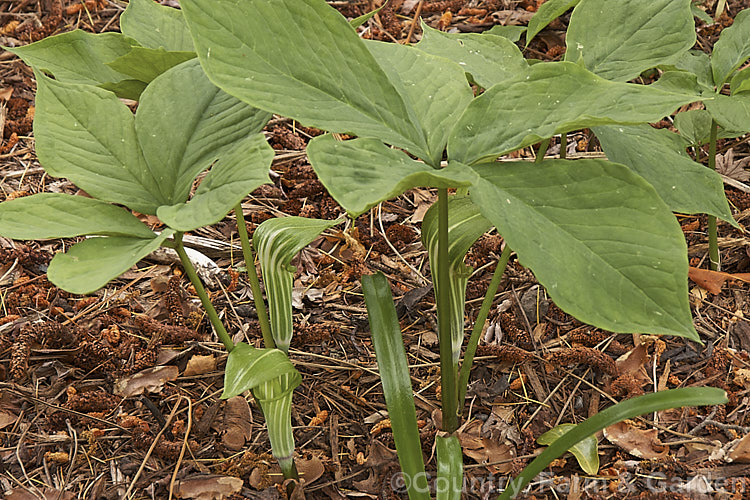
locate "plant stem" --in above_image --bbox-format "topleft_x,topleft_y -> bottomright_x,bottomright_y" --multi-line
536,138 -> 550,161
559,134 -> 567,159
457,244 -> 512,411
173,233 -> 235,352
437,187 -> 458,433
233,204 -> 275,349
707,120 -> 720,271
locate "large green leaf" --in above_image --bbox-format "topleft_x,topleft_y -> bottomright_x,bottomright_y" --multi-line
422,196 -> 492,364
705,93 -> 750,131
448,62 -> 697,165
565,0 -> 695,82
307,135 -> 477,217
674,109 -> 713,145
157,134 -> 273,231
135,59 -> 271,205
436,435 -> 463,500
106,47 -> 196,84
469,159 -> 697,339
33,72 -> 160,214
120,0 -> 194,51
711,9 -> 750,87
182,0 -> 429,159
0,193 -> 155,240
498,388 -> 727,499
253,217 -> 341,353
47,230 -> 174,294
414,23 -> 527,89
364,40 -> 473,165
222,343 -> 301,399
594,124 -> 737,225
526,0 -> 580,44
7,30 -> 135,88
361,272 -> 429,500
537,424 -> 599,475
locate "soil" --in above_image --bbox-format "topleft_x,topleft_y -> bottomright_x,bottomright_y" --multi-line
1,1 -> 750,499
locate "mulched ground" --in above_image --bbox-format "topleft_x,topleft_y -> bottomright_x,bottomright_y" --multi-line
1,1 -> 750,499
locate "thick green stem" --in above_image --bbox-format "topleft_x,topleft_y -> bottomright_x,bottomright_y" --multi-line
536,138 -> 550,161
437,188 -> 458,433
559,134 -> 567,160
457,244 -> 512,412
233,204 -> 275,349
707,121 -> 720,271
173,233 -> 234,352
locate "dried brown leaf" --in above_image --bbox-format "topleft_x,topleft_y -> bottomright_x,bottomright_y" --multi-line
728,433 -> 750,463
221,396 -> 253,452
457,419 -> 515,474
689,267 -> 750,294
114,365 -> 179,397
174,475 -> 244,500
184,354 -> 216,376
5,489 -> 74,500
716,149 -> 750,182
603,420 -> 668,459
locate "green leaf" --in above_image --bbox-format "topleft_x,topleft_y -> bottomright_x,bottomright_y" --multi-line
106,47 -> 196,84
361,272 -> 429,500
0,193 -> 155,240
120,0 -> 194,51
498,388 -> 727,499
135,59 -> 271,205
7,30 -> 137,95
651,70 -> 710,96
222,343 -> 301,399
565,0 -> 695,82
183,0 -> 429,159
253,217 -> 341,353
33,71 -> 160,214
365,40 -> 473,164
415,23 -> 527,89
537,424 -> 599,475
674,109 -> 713,145
594,124 -> 737,226
436,435 -> 463,500
731,68 -> 750,95
448,62 -> 697,165
673,109 -> 745,145
307,135 -> 477,217
484,25 -> 527,42
47,230 -> 174,294
705,93 -> 750,131
526,0 -> 580,44
469,158 -> 697,339
691,2 -> 714,24
422,196 -> 493,364
157,134 -> 273,231
665,50 -> 714,89
349,2 -> 386,28
711,9 -> 750,86
98,80 -> 147,101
